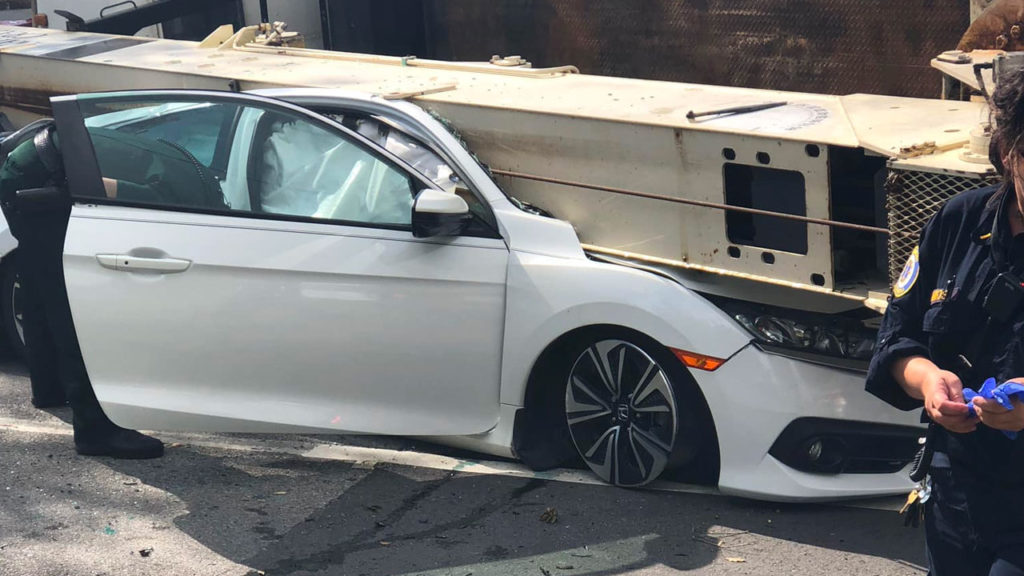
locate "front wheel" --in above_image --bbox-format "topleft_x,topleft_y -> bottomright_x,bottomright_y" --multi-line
565,338 -> 689,487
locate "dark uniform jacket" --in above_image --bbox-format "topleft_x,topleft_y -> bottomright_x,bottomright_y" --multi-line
867,184 -> 1024,544
0,126 -> 61,209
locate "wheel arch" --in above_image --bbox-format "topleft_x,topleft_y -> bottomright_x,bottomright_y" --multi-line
502,252 -> 744,481
512,322 -> 721,484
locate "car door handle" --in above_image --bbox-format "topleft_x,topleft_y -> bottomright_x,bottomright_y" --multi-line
96,254 -> 192,273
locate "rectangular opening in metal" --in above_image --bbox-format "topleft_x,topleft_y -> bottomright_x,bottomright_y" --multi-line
828,146 -> 887,288
724,163 -> 808,255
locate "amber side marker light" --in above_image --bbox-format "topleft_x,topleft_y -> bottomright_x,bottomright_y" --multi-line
671,348 -> 726,372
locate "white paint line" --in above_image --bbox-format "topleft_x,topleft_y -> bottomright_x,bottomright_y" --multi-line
0,416 -> 903,511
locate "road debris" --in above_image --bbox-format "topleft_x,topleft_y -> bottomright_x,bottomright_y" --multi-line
693,527 -> 754,549
540,507 -> 558,524
139,548 -> 153,558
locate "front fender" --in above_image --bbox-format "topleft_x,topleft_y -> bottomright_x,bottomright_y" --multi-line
500,250 -> 750,406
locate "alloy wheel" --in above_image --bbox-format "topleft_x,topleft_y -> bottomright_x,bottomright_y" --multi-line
565,339 -> 678,486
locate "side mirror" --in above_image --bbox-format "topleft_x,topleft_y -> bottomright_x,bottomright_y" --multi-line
412,189 -> 472,238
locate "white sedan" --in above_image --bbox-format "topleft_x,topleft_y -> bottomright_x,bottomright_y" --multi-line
18,88 -> 922,500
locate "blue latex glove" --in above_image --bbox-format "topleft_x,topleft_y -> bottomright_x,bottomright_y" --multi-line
963,378 -> 1024,439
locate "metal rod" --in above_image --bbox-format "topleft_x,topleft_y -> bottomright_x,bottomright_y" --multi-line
490,168 -> 891,236
686,101 -> 788,120
259,0 -> 269,23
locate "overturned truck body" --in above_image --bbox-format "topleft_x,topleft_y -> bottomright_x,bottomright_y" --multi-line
0,24 -> 997,318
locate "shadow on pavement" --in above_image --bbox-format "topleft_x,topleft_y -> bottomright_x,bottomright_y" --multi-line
0,355 -> 925,575
89,444 -> 925,575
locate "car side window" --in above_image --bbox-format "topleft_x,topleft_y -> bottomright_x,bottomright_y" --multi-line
322,112 -> 489,221
106,103 -> 234,173
252,113 -> 415,225
78,98 -> 420,228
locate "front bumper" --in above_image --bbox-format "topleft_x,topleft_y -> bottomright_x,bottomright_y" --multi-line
691,343 -> 923,502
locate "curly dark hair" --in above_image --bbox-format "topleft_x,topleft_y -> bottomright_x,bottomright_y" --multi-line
991,64 -> 1024,174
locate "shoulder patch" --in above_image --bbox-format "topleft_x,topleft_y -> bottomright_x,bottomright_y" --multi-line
893,247 -> 920,299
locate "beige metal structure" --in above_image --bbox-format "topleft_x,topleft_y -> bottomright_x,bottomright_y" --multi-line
0,24 -> 1000,313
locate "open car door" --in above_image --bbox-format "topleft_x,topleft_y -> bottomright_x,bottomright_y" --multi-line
50,90 -> 509,435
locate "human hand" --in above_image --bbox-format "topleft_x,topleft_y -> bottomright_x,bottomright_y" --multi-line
922,369 -> 977,434
972,378 -> 1024,433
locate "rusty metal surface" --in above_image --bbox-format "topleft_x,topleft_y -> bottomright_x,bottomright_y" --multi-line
424,0 -> 967,98
0,86 -> 65,115
959,0 -> 1024,50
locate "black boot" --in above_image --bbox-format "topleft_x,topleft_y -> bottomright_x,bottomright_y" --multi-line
74,426 -> 164,459
72,405 -> 164,459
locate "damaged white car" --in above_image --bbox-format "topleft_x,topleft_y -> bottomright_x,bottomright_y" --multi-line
10,88 -> 923,500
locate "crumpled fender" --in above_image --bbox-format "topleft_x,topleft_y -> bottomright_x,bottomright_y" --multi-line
499,248 -> 750,406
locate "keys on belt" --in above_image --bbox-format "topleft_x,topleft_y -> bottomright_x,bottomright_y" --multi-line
900,478 -> 932,528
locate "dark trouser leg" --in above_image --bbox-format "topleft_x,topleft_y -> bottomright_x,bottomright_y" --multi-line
17,251 -> 64,405
0,208 -> 63,405
925,468 -> 991,576
17,210 -> 113,432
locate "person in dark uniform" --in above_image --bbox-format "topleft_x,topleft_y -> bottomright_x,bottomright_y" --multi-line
866,68 -> 1024,575
0,121 -> 163,459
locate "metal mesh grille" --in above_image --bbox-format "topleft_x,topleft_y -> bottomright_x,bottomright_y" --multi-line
887,169 -> 1001,284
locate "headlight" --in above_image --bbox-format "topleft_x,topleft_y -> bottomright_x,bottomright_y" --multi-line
709,295 -> 878,369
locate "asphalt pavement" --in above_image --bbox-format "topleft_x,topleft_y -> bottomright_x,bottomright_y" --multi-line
0,359 -> 927,576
